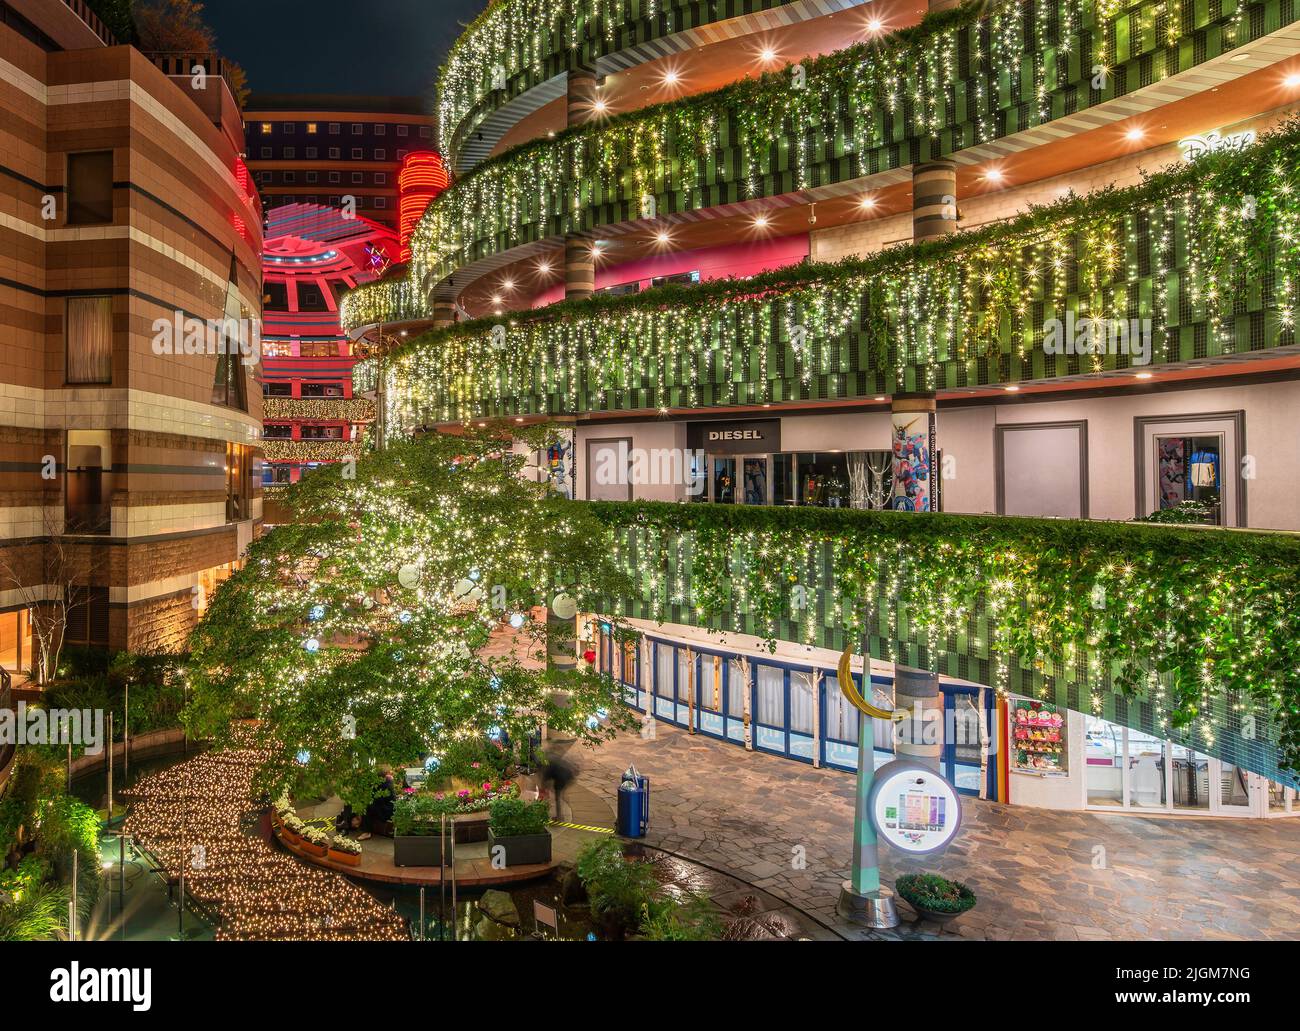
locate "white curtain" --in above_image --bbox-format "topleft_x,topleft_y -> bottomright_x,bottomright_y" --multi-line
66,296 -> 113,384
825,680 -> 859,741
727,660 -> 747,716
676,650 -> 694,701
655,643 -> 674,697
789,671 -> 814,734
756,665 -> 784,726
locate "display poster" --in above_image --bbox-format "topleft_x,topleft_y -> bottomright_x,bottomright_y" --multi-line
868,759 -> 962,855
1010,698 -> 1068,775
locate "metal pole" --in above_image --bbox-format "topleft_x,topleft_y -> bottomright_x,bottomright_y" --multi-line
438,812 -> 446,942
123,682 -> 129,786
69,848 -> 78,941
119,833 -> 127,935
106,714 -> 113,828
419,885 -> 425,942
450,832 -> 457,942
850,711 -> 881,895
178,842 -> 185,938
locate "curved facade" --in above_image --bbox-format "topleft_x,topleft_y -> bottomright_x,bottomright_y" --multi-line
341,0 -> 1300,814
0,4 -> 263,663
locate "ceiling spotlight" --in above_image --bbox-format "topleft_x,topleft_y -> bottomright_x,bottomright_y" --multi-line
592,98 -> 608,114
501,278 -> 515,291
759,47 -> 776,63
662,69 -> 680,86
1004,384 -> 1020,392
1125,126 -> 1145,142
984,167 -> 1005,184
1285,72 -> 1300,88
866,17 -> 884,33
491,294 -> 502,304
655,229 -> 672,245
753,214 -> 770,229
1134,371 -> 1153,379
536,259 -> 552,275
859,194 -> 878,210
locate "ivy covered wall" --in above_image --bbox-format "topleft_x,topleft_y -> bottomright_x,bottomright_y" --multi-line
365,121 -> 1299,426
586,501 -> 1300,788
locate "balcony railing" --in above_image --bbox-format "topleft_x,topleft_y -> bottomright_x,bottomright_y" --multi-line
362,122 -> 1300,425
586,500 -> 1300,789
261,396 -> 376,423
261,434 -> 368,463
64,0 -> 118,45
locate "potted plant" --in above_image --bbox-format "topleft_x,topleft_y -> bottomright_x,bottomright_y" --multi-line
895,873 -> 977,925
328,835 -> 363,867
392,795 -> 453,867
487,798 -> 551,867
279,813 -> 305,848
299,825 -> 330,858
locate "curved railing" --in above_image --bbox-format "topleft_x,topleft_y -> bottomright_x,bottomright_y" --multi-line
344,0 -> 1274,332
437,0 -> 852,169
361,123 -> 1300,424
262,397 -> 377,422
586,500 -> 1300,788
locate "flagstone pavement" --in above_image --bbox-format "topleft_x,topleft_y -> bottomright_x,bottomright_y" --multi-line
552,723 -> 1300,941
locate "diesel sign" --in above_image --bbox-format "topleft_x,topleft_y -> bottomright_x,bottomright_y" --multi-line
688,420 -> 779,455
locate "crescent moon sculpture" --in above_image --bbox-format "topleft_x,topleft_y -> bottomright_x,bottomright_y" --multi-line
837,645 -> 904,721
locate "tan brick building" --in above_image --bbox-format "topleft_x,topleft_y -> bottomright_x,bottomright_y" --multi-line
0,2 -> 263,675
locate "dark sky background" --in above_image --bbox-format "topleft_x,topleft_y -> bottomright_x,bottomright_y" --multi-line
202,0 -> 487,106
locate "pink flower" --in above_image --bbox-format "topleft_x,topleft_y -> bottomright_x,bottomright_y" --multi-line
470,762 -> 481,769
457,789 -> 470,798
482,781 -> 492,791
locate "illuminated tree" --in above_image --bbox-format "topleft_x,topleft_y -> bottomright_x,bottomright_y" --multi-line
185,426 -> 637,810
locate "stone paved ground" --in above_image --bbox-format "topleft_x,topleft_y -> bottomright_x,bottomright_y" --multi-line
553,723 -> 1300,941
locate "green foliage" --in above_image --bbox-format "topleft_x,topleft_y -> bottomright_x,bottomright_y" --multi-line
42,651 -> 187,757
82,0 -> 135,42
895,873 -> 977,915
392,794 -> 455,837
574,838 -> 658,938
362,119 -> 1300,420
639,892 -> 724,941
1136,500 -> 1219,525
433,735 -> 512,783
488,797 -> 549,838
185,427 -> 638,814
0,881 -> 70,942
587,500 -> 1300,777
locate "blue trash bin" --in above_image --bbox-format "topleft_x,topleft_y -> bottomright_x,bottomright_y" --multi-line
616,769 -> 650,838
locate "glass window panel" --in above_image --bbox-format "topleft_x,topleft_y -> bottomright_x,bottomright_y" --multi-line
712,457 -> 736,503
1085,716 -> 1124,807
1171,745 -> 1210,810
676,651 -> 693,701
789,672 -> 813,734
756,665 -> 783,726
726,663 -> 746,717
742,457 -> 767,505
1128,730 -> 1167,809
654,644 -> 674,698
1219,762 -> 1251,808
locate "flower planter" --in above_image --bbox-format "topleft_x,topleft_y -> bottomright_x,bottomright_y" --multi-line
328,847 -> 362,867
279,826 -> 302,848
393,833 -> 452,867
299,839 -> 328,858
454,811 -> 489,843
906,903 -> 967,925
487,828 -> 551,867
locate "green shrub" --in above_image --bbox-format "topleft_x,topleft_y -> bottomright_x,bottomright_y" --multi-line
488,797 -> 548,837
0,881 -> 70,941
575,838 -> 658,939
895,873 -> 977,915
640,893 -> 723,941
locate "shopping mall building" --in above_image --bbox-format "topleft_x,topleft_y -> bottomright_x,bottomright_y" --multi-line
0,1 -> 263,669
341,0 -> 1300,819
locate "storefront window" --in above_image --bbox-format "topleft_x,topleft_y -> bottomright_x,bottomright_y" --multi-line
773,454 -> 794,505
1128,729 -> 1167,809
741,457 -> 767,504
712,457 -> 736,503
1171,744 -> 1211,810
755,665 -> 783,726
796,453 -> 850,507
1157,434 -> 1223,524
1085,717 -> 1123,806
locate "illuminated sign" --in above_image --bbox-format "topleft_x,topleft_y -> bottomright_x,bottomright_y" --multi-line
1177,129 -> 1257,161
868,759 -> 963,855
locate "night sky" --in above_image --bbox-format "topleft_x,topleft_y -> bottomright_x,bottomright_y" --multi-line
202,0 -> 488,105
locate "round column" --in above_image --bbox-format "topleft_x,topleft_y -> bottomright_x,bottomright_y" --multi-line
912,160 -> 958,244
564,236 -> 595,301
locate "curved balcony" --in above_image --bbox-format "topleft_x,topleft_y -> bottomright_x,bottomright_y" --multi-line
343,0 -> 1296,332
438,0 -> 870,171
360,124 -> 1300,426
261,435 -> 368,463
261,396 -> 377,423
587,499 -> 1300,788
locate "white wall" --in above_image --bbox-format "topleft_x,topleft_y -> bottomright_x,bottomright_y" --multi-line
576,421 -> 689,502
1006,696 -> 1088,811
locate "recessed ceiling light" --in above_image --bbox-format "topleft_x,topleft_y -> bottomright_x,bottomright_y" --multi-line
1004,384 -> 1020,392
1134,371 -> 1153,379
1286,72 -> 1300,88
859,194 -> 878,210
985,168 -> 1005,183
760,48 -> 776,62
866,17 -> 884,32
592,98 -> 608,114
501,279 -> 515,291
1229,52 -> 1250,61
491,294 -> 502,304
753,214 -> 770,229
1125,126 -> 1145,142
662,69 -> 680,86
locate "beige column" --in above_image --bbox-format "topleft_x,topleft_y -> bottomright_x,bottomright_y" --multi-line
432,299 -> 455,329
565,65 -> 599,301
567,65 -> 598,128
912,159 -> 958,244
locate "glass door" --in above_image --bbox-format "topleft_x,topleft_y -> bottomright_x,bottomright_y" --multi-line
710,457 -> 736,503
1216,760 -> 1254,815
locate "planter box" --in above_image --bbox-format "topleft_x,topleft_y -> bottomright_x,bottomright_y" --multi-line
454,811 -> 489,844
487,828 -> 552,867
299,839 -> 328,858
393,833 -> 452,867
328,847 -> 362,867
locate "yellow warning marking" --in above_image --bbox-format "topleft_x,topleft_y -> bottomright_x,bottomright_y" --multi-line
549,820 -> 615,834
